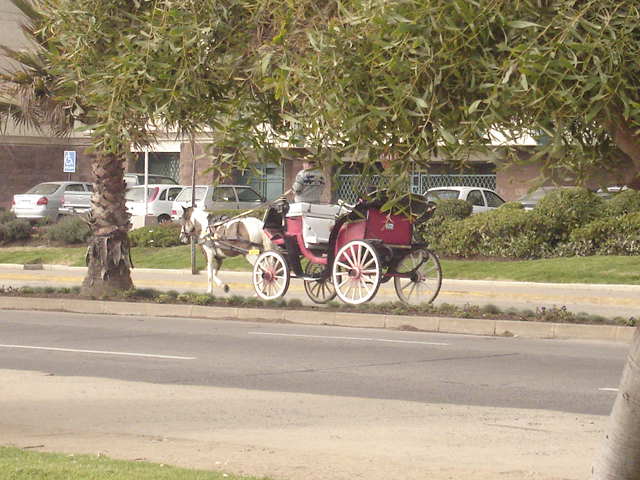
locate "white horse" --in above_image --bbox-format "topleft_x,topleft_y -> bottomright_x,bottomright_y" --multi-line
179,206 -> 270,294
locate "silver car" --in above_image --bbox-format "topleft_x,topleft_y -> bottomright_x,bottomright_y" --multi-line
170,184 -> 265,220
11,181 -> 92,221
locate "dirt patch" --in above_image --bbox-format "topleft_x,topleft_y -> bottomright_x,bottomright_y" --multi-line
0,369 -> 605,480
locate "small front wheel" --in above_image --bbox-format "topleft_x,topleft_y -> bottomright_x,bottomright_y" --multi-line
303,261 -> 336,304
393,248 -> 442,305
253,250 -> 290,300
332,240 -> 381,305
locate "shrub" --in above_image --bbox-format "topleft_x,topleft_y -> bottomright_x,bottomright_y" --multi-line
0,210 -> 17,224
558,211 -> 640,256
605,189 -> 640,217
2,219 -> 32,243
45,216 -> 90,244
534,187 -> 605,242
499,201 -> 524,210
426,207 -> 555,259
431,199 -> 472,221
129,222 -> 182,247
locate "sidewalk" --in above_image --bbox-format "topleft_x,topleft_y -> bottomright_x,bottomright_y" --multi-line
0,263 -> 636,343
0,263 -> 638,317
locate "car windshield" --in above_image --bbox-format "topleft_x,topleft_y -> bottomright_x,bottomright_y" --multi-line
236,188 -> 262,202
175,187 -> 207,203
125,187 -> 156,202
25,183 -> 61,195
426,190 -> 460,202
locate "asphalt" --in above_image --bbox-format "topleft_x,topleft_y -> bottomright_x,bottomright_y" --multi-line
0,263 -> 637,343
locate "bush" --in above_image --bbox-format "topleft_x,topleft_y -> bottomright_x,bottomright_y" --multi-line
426,207 -> 555,259
129,222 -> 182,247
558,211 -> 640,256
534,187 -> 605,242
605,189 -> 640,217
45,216 -> 90,244
431,199 -> 472,221
0,210 -> 17,224
499,201 -> 524,210
1,219 -> 32,243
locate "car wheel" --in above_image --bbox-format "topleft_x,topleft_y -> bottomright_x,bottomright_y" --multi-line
158,214 -> 171,224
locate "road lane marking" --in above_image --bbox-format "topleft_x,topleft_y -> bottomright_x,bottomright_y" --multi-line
248,332 -> 449,346
0,344 -> 195,360
598,387 -> 619,392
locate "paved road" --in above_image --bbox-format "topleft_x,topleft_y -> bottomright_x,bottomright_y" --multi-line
0,309 -> 627,415
0,264 -> 638,317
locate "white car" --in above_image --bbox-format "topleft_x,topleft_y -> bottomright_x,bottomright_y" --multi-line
425,186 -> 505,214
125,184 -> 185,224
11,181 -> 93,221
170,184 -> 266,220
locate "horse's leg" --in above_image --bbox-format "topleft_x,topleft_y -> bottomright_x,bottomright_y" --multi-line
202,244 -> 215,295
212,256 -> 230,293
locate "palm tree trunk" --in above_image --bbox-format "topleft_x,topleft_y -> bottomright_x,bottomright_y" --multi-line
81,151 -> 133,296
592,326 -> 640,479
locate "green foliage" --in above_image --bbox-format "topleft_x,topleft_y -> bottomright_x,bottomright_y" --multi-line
432,199 -> 472,221
534,188 -> 605,242
428,208 -> 554,259
0,210 -> 17,224
605,190 -> 640,217
560,212 -> 640,256
500,202 -> 525,210
45,216 -> 90,244
0,219 -> 32,243
129,223 -> 182,248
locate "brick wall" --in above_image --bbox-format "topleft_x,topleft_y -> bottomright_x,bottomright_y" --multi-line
0,140 -> 93,210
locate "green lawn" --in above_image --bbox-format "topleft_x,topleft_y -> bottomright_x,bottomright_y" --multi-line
0,447 -> 265,480
0,245 -> 639,284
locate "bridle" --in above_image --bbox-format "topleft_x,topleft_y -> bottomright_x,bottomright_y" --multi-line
179,208 -> 200,243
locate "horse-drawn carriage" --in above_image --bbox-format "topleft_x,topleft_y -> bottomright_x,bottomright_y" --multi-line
253,194 -> 443,305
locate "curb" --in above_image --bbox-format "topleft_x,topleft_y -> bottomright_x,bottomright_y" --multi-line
0,296 -> 634,343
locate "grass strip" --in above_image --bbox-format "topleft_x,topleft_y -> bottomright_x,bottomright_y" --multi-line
0,247 -> 639,284
0,446 -> 267,480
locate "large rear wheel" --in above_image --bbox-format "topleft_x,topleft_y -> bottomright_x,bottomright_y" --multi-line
303,261 -> 336,304
332,240 -> 381,305
252,251 -> 290,300
393,248 -> 442,305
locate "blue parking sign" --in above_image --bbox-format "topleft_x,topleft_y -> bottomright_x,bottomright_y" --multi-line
63,150 -> 76,173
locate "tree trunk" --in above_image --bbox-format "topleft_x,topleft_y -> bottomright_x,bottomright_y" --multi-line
592,326 -> 640,479
81,152 -> 133,296
608,115 -> 640,190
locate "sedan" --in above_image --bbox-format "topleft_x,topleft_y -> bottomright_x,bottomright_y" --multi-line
125,184 -> 185,224
425,186 -> 505,214
11,181 -> 93,221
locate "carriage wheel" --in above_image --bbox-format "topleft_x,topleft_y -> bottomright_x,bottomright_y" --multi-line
332,240 -> 381,305
303,261 -> 336,304
393,248 -> 442,305
253,251 -> 290,300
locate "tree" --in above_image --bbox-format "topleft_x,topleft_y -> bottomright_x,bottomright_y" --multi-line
2,0 -> 281,296
260,0 -> 640,187
257,1 -> 640,477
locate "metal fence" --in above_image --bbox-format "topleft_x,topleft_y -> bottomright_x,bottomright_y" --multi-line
335,173 -> 496,203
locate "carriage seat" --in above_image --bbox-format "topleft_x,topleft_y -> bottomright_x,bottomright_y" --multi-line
286,202 -> 345,245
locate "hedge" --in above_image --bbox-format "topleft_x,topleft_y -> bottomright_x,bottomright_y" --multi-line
45,216 -> 90,244
558,211 -> 640,256
129,222 -> 182,247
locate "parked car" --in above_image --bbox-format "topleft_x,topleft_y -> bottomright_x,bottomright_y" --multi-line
124,173 -> 178,186
425,186 -> 505,214
59,185 -> 94,216
125,184 -> 185,224
170,184 -> 266,220
11,181 -> 93,221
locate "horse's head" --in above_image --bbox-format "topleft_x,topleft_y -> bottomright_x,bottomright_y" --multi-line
179,206 -> 200,243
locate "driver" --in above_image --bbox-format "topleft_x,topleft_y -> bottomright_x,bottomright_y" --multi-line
292,156 -> 326,203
